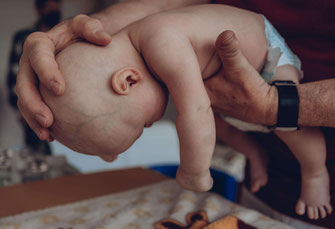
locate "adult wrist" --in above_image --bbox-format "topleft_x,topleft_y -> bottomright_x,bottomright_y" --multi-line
265,85 -> 278,126
268,81 -> 300,130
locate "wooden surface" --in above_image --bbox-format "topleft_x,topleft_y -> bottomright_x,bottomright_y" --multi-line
0,167 -> 167,218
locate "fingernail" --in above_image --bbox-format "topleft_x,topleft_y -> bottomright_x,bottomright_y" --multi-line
95,31 -> 111,40
35,114 -> 48,126
48,133 -> 55,142
95,30 -> 105,36
49,80 -> 62,95
35,128 -> 42,139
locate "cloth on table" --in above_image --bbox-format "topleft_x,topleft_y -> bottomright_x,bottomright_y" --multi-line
0,179 -> 292,229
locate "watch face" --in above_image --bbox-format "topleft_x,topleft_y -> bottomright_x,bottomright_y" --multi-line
272,80 -> 299,129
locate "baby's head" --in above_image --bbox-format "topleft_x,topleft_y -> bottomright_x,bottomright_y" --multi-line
41,37 -> 167,161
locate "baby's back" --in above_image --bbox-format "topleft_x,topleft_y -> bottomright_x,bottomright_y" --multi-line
131,4 -> 268,79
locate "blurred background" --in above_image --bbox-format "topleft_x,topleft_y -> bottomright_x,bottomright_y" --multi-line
0,0 -> 181,175
0,0 -> 102,148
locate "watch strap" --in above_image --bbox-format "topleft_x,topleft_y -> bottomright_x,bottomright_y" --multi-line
269,80 -> 300,131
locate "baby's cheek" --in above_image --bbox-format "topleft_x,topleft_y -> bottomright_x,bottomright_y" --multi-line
99,154 -> 118,162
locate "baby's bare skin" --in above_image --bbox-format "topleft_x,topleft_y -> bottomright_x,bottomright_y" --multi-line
125,4 -> 268,192
41,4 -> 331,219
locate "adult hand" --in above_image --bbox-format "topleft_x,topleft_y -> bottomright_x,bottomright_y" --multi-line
16,15 -> 112,141
205,31 -> 278,126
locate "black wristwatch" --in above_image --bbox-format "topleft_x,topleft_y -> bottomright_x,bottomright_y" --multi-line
268,80 -> 300,131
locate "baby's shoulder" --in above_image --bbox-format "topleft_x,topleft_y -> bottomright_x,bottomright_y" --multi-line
128,11 -> 191,52
139,11 -> 189,35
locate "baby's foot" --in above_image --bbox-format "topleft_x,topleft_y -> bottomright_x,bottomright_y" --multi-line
176,167 -> 213,192
249,153 -> 268,193
295,167 -> 332,219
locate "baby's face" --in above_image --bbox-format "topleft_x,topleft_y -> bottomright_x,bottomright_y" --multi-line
41,38 -> 167,161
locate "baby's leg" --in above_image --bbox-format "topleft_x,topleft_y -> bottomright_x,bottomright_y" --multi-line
274,127 -> 332,219
215,114 -> 268,193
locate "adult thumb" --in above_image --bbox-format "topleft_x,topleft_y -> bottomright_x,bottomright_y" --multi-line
215,30 -> 248,72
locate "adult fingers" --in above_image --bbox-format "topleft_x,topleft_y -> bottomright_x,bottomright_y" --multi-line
17,100 -> 52,141
215,30 -> 249,74
23,32 -> 65,95
71,14 -> 112,46
16,59 -> 54,139
204,75 -> 229,113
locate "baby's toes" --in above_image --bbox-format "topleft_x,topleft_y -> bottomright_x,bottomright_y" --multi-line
313,207 -> 319,220
250,176 -> 268,193
295,200 -> 306,216
307,206 -> 314,219
319,206 -> 327,219
325,203 -> 333,215
250,181 -> 260,193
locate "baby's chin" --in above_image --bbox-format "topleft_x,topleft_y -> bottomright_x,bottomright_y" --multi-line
99,154 -> 118,162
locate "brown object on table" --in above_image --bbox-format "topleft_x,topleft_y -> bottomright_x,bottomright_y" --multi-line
154,211 -> 256,229
205,216 -> 256,229
154,210 -> 209,229
0,167 -> 167,218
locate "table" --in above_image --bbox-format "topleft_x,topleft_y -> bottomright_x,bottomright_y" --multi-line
0,167 -> 167,218
0,167 -> 294,229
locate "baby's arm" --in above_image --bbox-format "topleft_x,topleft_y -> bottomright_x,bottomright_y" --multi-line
140,27 -> 215,192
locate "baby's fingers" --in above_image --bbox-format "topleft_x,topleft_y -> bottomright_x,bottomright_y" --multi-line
71,14 -> 112,45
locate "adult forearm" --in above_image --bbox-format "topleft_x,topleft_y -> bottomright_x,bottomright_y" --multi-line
206,30 -> 335,128
91,0 -> 210,34
297,79 -> 335,127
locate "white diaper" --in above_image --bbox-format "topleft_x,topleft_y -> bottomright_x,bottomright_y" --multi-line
261,16 -> 303,82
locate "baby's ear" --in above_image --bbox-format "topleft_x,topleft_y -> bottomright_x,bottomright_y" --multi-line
111,67 -> 143,95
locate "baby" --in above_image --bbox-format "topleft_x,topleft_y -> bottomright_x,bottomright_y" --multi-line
40,4 -> 332,219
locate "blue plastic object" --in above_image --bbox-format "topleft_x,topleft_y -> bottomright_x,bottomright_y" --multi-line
149,164 -> 238,202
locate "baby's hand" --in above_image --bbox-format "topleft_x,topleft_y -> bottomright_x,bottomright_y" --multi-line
176,167 -> 213,192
